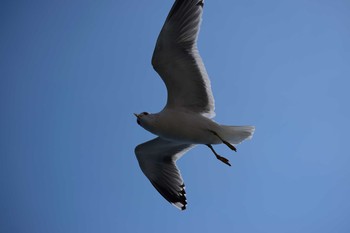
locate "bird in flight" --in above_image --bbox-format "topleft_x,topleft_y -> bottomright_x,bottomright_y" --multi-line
134,0 -> 255,210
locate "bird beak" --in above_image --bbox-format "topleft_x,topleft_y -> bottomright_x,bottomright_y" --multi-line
134,113 -> 140,118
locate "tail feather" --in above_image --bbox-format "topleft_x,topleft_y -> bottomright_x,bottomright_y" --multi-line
219,125 -> 255,145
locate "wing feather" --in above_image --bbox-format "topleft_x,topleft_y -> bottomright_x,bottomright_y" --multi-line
135,137 -> 194,210
152,0 -> 215,118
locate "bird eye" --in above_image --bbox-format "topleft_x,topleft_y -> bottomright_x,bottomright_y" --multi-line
142,112 -> 149,115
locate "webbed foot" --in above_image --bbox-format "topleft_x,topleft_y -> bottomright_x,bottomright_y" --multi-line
206,144 -> 231,166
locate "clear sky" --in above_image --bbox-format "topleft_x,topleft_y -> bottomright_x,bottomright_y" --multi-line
1,0 -> 350,232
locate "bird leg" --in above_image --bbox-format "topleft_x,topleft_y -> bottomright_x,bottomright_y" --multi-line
209,130 -> 237,152
206,144 -> 231,166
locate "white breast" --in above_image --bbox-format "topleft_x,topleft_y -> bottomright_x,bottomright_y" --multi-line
153,109 -> 221,144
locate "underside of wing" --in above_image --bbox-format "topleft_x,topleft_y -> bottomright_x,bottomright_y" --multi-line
152,0 -> 215,118
135,137 -> 194,210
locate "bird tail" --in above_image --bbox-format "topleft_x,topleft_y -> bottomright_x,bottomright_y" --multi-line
219,125 -> 255,145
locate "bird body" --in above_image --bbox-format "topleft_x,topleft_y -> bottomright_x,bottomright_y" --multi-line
138,109 -> 254,146
134,0 -> 255,210
137,109 -> 221,145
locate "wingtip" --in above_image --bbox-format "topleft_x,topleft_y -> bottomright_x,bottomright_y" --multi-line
172,201 -> 187,211
171,183 -> 187,210
196,0 -> 204,7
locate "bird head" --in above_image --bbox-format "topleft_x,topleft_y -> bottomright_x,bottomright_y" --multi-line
134,112 -> 150,125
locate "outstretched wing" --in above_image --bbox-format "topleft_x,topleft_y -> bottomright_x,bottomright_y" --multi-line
135,137 -> 194,210
152,0 -> 215,118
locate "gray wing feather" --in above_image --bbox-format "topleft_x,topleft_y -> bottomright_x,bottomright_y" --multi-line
152,0 -> 215,118
135,137 -> 194,210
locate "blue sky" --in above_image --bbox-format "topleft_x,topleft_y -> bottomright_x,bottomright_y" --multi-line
1,0 -> 350,232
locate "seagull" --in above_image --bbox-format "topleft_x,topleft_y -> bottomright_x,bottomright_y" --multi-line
134,0 -> 255,210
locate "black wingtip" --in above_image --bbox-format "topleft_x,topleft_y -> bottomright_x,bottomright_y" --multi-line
173,184 -> 187,210
196,0 -> 204,7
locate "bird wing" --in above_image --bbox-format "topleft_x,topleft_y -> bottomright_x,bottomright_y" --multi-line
152,0 -> 215,118
135,137 -> 194,210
